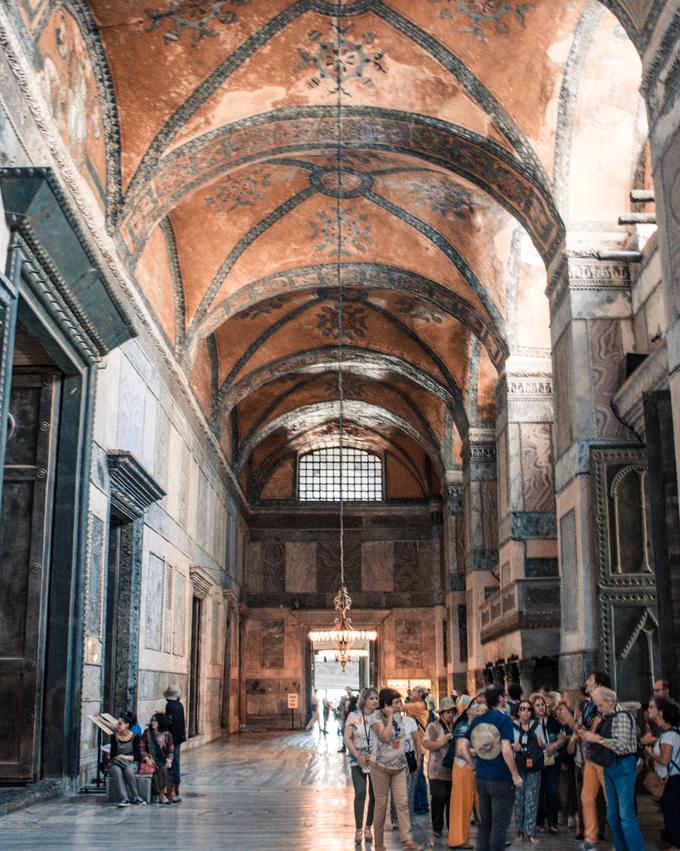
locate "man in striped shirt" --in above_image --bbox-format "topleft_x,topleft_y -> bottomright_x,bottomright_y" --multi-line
577,687 -> 644,851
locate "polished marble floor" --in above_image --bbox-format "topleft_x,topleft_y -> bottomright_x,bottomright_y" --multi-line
0,725 -> 665,850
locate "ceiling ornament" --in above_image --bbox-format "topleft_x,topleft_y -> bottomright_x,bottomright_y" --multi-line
293,21 -> 387,95
307,5 -> 376,670
432,0 -> 532,42
205,167 -> 273,212
145,0 -> 250,46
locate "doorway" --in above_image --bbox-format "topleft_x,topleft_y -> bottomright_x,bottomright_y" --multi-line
188,595 -> 202,737
307,638 -> 373,730
0,327 -> 61,782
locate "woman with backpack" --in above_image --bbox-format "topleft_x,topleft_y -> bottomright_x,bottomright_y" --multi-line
512,700 -> 545,844
645,697 -> 680,848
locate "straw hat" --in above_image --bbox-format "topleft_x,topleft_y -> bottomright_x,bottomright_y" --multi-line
438,696 -> 456,713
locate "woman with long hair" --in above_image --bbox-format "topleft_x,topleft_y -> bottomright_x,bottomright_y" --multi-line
646,698 -> 680,848
141,713 -> 175,804
108,714 -> 145,807
447,695 -> 481,849
532,692 -> 566,835
369,688 -> 423,851
344,687 -> 379,845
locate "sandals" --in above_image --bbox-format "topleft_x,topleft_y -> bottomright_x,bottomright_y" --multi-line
364,826 -> 373,843
355,829 -> 363,845
402,842 -> 424,850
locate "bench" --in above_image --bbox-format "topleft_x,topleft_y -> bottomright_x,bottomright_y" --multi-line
106,772 -> 153,803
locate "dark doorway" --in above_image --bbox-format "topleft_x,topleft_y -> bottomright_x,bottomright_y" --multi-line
188,596 -> 202,737
0,328 -> 61,783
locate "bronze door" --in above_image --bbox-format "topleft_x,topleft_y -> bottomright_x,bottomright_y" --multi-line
0,371 -> 60,782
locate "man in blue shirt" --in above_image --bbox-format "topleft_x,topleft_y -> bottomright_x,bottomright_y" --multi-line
460,686 -> 523,851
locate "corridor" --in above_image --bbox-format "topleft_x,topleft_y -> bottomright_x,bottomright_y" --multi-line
0,730 -> 664,851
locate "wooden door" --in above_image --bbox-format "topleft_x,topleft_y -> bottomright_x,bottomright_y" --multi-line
0,371 -> 60,782
188,596 -> 201,738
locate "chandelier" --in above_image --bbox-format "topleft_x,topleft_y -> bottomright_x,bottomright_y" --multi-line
307,3 -> 376,670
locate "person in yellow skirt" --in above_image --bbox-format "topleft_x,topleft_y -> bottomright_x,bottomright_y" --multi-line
448,695 -> 484,849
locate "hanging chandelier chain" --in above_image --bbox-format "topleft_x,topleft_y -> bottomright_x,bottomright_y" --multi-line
335,1 -> 345,590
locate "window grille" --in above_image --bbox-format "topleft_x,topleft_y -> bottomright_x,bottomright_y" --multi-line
298,447 -> 383,502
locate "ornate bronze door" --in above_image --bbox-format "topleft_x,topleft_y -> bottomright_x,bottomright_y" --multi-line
0,371 -> 60,782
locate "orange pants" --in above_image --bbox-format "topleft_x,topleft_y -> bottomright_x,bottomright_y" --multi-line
582,760 -> 606,842
448,762 -> 476,847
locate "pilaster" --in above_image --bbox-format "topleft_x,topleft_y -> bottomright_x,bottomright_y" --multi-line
547,254 -> 638,686
462,429 -> 498,685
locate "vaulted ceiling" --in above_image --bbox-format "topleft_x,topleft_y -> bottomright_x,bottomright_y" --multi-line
12,0 -> 651,503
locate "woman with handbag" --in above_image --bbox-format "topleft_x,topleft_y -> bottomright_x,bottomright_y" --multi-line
344,687 -> 379,845
512,701 -> 545,844
422,696 -> 456,836
369,688 -> 423,851
645,698 -> 680,846
108,715 -> 146,807
141,713 -> 175,805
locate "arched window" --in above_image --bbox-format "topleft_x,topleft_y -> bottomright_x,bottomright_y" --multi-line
297,447 -> 383,502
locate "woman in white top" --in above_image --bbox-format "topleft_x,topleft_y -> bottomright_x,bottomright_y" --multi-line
369,688 -> 423,851
344,687 -> 379,845
645,698 -> 680,848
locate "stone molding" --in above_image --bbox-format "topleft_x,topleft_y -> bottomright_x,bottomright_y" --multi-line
612,344 -> 668,439
547,254 -> 632,309
106,451 -> 165,521
190,565 -> 214,600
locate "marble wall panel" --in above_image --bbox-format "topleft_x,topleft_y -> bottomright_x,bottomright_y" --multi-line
361,540 -> 394,591
162,563 -> 174,654
86,515 -> 105,637
117,355 -> 145,458
247,542 -> 263,593
588,319 -> 632,440
145,552 -> 165,651
560,510 -> 578,633
262,540 -> 285,593
480,481 -> 498,550
285,542 -> 317,593
395,618 -> 424,670
317,536 -> 361,593
553,329 -> 573,456
520,422 -> 555,512
394,541 -> 420,593
172,571 -> 186,656
260,619 -> 285,670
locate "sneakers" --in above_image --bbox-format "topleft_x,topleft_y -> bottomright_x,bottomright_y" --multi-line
578,843 -> 598,851
117,799 -> 131,808
132,797 -> 147,806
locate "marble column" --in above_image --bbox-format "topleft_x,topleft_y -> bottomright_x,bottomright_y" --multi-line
444,473 -> 467,693
495,357 -> 557,588
547,254 -> 637,687
462,429 -> 498,691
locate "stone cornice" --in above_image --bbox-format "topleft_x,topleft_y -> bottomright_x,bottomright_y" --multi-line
190,565 -> 215,600
611,344 -> 668,440
107,451 -> 165,521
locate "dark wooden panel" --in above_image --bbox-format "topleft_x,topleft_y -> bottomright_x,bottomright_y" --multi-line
0,371 -> 60,782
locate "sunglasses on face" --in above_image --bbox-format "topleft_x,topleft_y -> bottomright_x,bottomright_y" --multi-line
519,706 -> 532,711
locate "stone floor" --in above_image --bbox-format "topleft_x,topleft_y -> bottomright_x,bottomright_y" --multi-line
0,727 -> 666,850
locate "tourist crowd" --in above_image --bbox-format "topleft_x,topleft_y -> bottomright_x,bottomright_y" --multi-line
339,675 -> 679,851
107,684 -> 187,808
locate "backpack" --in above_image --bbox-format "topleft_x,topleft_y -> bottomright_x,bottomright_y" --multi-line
514,721 -> 544,773
587,709 -> 635,768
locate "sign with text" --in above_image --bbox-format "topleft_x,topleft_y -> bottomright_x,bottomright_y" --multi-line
287,694 -> 299,709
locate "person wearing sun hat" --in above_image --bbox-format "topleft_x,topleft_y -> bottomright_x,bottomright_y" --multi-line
423,696 -> 457,835
459,687 -> 523,851
164,684 -> 186,802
